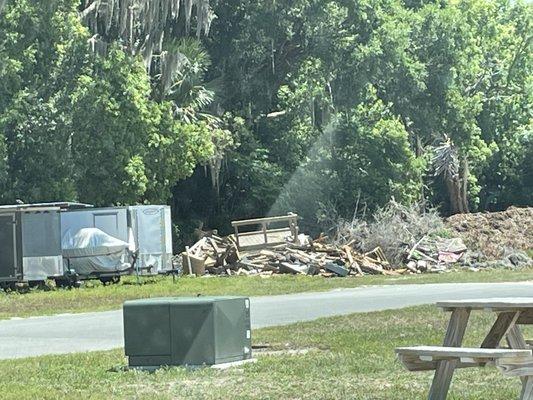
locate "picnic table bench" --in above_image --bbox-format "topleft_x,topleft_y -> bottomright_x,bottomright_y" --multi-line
396,298 -> 533,400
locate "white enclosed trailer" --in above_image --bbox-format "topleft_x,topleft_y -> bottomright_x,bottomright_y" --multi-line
59,204 -> 173,276
128,205 -> 173,274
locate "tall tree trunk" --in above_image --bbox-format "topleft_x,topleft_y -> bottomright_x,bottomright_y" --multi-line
446,176 -> 463,214
460,155 -> 470,213
415,134 -> 425,207
446,156 -> 469,215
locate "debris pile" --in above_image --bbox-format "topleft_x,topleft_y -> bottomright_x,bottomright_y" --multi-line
324,201 -> 471,273
327,201 -> 448,268
181,234 -> 398,277
405,237 -> 467,273
180,234 -> 470,277
446,206 -> 533,259
180,205 -> 533,278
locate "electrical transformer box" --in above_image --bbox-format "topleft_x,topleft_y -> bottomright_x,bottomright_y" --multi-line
123,296 -> 251,367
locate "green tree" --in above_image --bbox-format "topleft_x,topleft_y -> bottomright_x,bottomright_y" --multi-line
0,0 -> 88,202
0,0 -> 216,207
270,86 -> 423,232
70,47 -> 214,205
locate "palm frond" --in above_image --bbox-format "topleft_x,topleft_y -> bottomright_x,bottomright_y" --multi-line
432,136 -> 459,179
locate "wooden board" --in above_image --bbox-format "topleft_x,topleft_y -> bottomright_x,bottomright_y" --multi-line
436,298 -> 533,311
230,229 -> 292,250
395,346 -> 532,359
396,353 -> 481,372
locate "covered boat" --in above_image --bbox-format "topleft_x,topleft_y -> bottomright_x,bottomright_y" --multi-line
62,228 -> 132,275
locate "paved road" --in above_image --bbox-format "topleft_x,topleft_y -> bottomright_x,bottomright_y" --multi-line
1,282 -> 533,360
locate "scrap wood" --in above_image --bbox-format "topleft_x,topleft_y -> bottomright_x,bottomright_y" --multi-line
438,251 -> 464,263
364,247 -> 389,266
343,245 -> 363,275
184,224 -> 469,278
407,236 -> 426,261
279,262 -> 307,274
402,236 -> 469,272
313,233 -> 328,243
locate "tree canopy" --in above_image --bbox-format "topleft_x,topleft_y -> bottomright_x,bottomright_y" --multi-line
0,0 -> 531,246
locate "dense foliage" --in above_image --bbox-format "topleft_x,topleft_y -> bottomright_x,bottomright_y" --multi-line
0,0 -> 531,246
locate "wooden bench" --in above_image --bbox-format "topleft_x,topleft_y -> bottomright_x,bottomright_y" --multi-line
396,346 -> 533,399
231,213 -> 299,251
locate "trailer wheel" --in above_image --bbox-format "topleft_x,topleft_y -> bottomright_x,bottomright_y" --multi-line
55,279 -> 68,288
56,273 -> 81,289
99,276 -> 121,285
28,280 -> 47,290
0,282 -> 16,292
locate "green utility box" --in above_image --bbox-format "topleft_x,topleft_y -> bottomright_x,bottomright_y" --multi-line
123,296 -> 251,367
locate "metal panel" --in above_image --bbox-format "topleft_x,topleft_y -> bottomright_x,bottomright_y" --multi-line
61,208 -> 128,242
21,211 -> 61,257
124,302 -> 171,357
164,207 -> 173,255
94,213 -> 123,239
214,298 -> 252,363
0,214 -> 18,280
128,205 -> 173,273
123,297 -> 250,368
23,256 -> 63,281
170,304 -> 215,365
19,210 -> 64,280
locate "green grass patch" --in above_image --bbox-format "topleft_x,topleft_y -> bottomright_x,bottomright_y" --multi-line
1,266 -> 533,320
0,305 -> 529,399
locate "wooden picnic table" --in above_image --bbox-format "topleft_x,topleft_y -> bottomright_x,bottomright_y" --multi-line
396,298 -> 533,400
432,298 -> 533,399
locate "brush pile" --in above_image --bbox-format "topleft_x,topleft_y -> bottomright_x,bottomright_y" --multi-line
446,207 -> 533,260
326,201 -> 470,272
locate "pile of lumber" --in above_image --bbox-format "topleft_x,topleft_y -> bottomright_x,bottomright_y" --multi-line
181,234 -> 398,277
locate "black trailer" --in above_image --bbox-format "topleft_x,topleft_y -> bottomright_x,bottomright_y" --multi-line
0,206 -> 63,288
0,211 -> 22,287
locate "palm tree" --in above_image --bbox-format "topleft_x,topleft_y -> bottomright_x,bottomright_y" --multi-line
433,136 -> 469,214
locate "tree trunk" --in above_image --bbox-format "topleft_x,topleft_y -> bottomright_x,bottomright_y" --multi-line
446,156 -> 469,215
460,155 -> 470,213
446,176 -> 463,214
415,134 -> 425,207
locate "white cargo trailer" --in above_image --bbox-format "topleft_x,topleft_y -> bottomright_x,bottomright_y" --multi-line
128,205 -> 173,274
60,204 -> 173,276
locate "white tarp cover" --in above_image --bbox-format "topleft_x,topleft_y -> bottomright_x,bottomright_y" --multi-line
62,228 -> 131,275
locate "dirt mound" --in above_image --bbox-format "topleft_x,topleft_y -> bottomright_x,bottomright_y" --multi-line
446,207 -> 533,259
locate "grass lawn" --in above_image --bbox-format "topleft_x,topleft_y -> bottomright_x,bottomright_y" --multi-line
0,305 -> 529,399
1,266 -> 533,320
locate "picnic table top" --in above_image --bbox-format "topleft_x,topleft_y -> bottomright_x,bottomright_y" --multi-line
395,346 -> 532,359
436,297 -> 533,310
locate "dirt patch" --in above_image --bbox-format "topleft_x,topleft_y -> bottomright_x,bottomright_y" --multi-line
446,207 -> 533,259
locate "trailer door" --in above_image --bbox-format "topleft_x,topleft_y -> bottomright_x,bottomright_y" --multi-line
0,214 -> 17,279
94,212 -> 121,239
